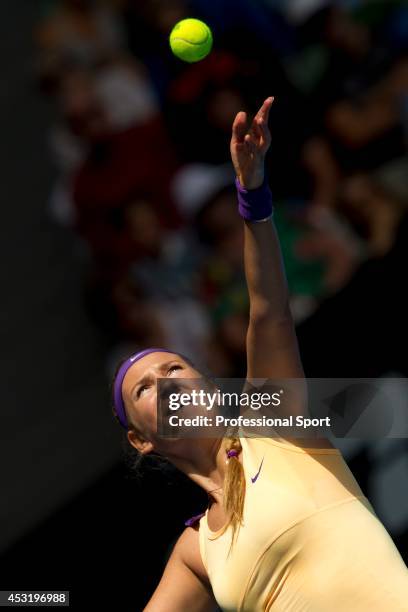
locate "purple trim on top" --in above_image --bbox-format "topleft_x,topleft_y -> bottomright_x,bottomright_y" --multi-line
235,176 -> 273,222
113,348 -> 174,429
184,512 -> 206,527
251,456 -> 265,483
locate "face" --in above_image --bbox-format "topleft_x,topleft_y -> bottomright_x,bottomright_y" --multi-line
121,352 -> 209,457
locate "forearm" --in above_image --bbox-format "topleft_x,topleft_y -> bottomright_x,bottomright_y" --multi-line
242,192 -> 305,380
239,181 -> 290,321
231,97 -> 304,380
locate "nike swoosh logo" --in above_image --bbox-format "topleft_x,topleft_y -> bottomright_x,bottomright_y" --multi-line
251,456 -> 264,483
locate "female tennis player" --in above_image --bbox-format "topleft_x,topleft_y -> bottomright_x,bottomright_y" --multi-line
112,97 -> 408,611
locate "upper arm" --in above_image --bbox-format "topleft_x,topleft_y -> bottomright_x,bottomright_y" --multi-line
144,527 -> 217,612
243,216 -> 304,383
245,306 -> 308,421
246,304 -> 305,381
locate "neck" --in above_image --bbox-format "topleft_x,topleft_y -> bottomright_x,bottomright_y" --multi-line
165,437 -> 228,497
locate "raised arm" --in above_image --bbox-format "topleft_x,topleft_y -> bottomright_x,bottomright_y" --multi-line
231,98 -> 304,381
144,527 -> 217,612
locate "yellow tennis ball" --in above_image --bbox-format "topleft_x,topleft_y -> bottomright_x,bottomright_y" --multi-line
169,18 -> 213,63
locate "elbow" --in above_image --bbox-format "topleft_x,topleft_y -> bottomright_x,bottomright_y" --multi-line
249,299 -> 293,326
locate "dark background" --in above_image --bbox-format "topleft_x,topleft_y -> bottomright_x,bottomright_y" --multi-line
1,1 -> 407,610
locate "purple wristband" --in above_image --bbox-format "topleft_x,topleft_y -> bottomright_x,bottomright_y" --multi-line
235,176 -> 273,222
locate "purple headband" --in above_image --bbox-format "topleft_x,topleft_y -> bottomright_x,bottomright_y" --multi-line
113,348 -> 174,429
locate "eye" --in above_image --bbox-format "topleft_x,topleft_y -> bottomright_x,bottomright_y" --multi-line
135,365 -> 183,399
137,384 -> 150,397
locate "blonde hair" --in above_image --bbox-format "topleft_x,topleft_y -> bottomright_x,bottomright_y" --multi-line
110,355 -> 247,549
217,436 -> 246,552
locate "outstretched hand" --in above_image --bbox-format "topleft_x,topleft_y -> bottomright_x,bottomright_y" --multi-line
230,97 -> 274,190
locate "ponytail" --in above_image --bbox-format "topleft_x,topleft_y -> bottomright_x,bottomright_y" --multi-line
218,436 -> 246,552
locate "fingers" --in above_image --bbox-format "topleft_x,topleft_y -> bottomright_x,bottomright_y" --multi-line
251,118 -> 263,142
232,111 -> 248,143
251,97 -> 274,150
233,98 -> 273,140
254,96 -> 274,124
254,117 -> 270,150
244,133 -> 257,155
233,98 -> 273,155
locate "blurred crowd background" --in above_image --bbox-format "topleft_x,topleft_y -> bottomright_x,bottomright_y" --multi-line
1,0 -> 407,609
35,0 -> 408,378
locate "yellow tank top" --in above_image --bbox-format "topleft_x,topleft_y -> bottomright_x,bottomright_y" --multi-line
198,437 -> 408,611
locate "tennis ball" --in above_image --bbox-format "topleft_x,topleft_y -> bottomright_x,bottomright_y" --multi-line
169,18 -> 213,63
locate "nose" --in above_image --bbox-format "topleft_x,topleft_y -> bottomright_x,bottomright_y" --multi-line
159,379 -> 185,402
157,378 -> 193,417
